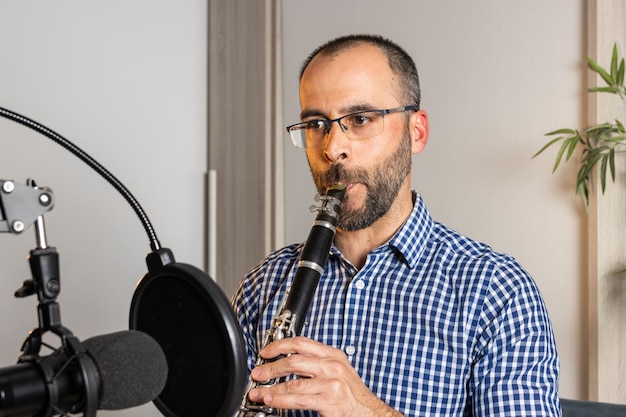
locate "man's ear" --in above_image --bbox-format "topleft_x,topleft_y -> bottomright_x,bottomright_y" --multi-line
410,110 -> 429,154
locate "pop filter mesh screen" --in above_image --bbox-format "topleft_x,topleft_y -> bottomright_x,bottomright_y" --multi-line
131,268 -> 243,417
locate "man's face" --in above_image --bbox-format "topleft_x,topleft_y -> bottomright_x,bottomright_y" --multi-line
310,125 -> 412,231
299,44 -> 414,231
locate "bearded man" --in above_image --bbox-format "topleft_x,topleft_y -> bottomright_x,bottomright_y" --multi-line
232,34 -> 561,417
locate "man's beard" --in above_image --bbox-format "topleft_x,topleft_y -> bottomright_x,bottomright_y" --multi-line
309,128 -> 412,231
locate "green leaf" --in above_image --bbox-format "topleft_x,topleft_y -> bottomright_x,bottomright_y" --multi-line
565,135 -> 579,160
553,138 -> 573,172
609,148 -> 616,181
588,56 -> 614,86
585,122 -> 613,132
611,43 -> 619,80
545,128 -> 577,136
588,86 -> 621,94
600,154 -> 608,192
532,134 -> 569,158
576,165 -> 588,188
618,58 -> 625,86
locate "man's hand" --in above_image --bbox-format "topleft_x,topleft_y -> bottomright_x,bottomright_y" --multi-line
247,336 -> 404,417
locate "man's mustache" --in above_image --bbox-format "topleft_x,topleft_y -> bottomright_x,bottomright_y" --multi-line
317,164 -> 369,187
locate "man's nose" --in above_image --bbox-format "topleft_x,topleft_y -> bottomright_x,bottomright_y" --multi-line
322,121 -> 350,162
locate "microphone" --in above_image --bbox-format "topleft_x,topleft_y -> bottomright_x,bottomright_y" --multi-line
0,330 -> 168,417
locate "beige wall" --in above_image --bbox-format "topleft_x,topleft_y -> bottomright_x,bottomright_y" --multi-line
282,0 -> 587,400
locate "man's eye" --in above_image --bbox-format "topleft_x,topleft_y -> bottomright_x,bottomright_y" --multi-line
345,113 -> 375,126
305,120 -> 327,130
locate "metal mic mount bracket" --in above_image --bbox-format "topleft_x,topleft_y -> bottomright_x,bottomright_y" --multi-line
0,179 -> 55,234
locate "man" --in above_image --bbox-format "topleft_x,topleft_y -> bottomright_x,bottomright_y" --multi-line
232,34 -> 561,417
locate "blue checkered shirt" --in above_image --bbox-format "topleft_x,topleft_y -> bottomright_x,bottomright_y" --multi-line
232,193 -> 561,416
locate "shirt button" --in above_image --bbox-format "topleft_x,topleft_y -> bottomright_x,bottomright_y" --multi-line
346,346 -> 356,356
355,280 -> 365,290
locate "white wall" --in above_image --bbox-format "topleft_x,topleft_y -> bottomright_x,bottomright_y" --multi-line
282,1 -> 586,400
0,2 -> 207,416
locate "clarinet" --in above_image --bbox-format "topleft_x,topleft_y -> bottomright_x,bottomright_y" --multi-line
238,184 -> 347,417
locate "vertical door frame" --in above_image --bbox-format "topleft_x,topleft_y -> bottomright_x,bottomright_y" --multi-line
208,0 -> 284,297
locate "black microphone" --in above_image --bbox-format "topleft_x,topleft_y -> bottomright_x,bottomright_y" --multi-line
0,330 -> 168,417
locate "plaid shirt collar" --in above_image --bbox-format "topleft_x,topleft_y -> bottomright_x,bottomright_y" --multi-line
329,191 -> 433,270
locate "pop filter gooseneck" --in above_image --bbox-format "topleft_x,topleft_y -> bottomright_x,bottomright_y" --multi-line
0,106 -> 161,251
0,106 -> 247,417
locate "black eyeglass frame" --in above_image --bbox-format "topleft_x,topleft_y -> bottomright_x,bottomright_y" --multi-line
285,104 -> 419,149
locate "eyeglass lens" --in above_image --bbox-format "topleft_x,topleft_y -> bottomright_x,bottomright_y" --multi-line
292,110 -> 385,149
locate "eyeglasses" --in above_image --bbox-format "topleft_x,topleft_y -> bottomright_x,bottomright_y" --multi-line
286,105 -> 419,149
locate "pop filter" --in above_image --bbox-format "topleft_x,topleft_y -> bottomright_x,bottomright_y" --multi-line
130,249 -> 246,417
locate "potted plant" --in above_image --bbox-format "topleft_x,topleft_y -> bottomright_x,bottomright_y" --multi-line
534,43 -> 626,209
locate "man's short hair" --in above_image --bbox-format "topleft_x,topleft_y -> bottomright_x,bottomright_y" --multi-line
300,34 -> 421,109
